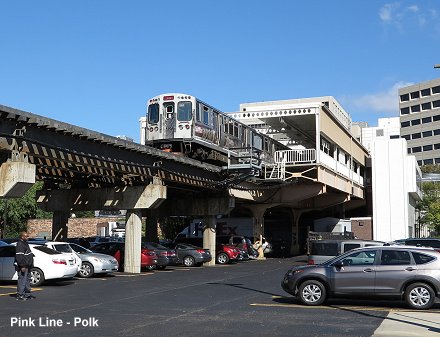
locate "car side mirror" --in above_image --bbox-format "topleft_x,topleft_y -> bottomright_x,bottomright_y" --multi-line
333,261 -> 344,269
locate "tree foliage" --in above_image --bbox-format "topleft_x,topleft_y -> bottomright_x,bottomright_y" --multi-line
0,182 -> 52,238
418,180 -> 440,234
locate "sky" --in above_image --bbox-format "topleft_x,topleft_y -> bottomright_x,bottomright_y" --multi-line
1,0 -> 439,142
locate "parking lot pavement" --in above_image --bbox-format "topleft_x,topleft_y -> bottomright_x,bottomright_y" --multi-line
0,258 -> 437,337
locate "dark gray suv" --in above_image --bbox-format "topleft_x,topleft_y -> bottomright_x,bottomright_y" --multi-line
282,246 -> 440,309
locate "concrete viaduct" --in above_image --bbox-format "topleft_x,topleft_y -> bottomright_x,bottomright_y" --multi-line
0,103 -> 368,272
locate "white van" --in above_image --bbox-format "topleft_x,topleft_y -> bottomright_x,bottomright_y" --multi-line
308,239 -> 384,265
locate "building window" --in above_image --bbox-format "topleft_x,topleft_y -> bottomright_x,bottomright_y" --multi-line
435,143 -> 440,150
433,115 -> 440,121
433,86 -> 440,94
402,134 -> 411,140
434,129 -> 440,136
407,148 -> 411,154
411,119 -> 421,126
418,160 -> 423,166
390,135 -> 400,139
436,158 -> 440,164
423,130 -> 433,137
411,105 -> 421,113
412,133 -> 421,139
400,93 -> 410,102
411,91 -> 420,99
422,102 -> 432,111
433,100 -> 440,108
401,121 -> 410,127
412,146 -> 422,153
424,159 -> 434,165
423,144 -> 433,151
421,88 -> 431,97
400,107 -> 410,115
422,116 -> 432,123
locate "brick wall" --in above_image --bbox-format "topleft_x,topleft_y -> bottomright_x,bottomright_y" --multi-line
350,218 -> 373,240
27,218 -> 118,239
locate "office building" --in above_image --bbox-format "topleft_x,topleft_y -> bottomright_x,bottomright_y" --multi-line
399,78 -> 440,166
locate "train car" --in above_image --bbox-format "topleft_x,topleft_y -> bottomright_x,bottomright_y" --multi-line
145,93 -> 287,166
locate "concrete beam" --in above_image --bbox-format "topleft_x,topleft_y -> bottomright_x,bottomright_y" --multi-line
0,157 -> 35,198
37,184 -> 167,211
151,197 -> 235,217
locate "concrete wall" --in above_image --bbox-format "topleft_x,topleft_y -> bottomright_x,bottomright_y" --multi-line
27,218 -> 117,239
371,138 -> 421,242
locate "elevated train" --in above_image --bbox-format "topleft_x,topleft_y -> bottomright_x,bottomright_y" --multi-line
145,93 -> 288,168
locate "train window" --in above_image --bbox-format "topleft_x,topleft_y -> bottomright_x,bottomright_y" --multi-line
148,103 -> 159,124
253,133 -> 263,150
177,101 -> 192,121
196,103 -> 203,122
203,106 -> 211,126
233,122 -> 239,137
164,103 -> 174,119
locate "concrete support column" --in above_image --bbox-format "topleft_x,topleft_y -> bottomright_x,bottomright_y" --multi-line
290,209 -> 304,256
203,216 -> 216,266
145,216 -> 158,242
247,205 -> 269,260
52,211 -> 69,241
124,209 -> 142,273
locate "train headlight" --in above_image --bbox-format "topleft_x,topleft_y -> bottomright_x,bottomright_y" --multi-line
179,125 -> 183,130
149,127 -> 154,132
185,125 -> 190,129
154,126 -> 159,131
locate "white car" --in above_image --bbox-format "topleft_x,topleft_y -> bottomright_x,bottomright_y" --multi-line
0,244 -> 79,286
42,242 -> 82,272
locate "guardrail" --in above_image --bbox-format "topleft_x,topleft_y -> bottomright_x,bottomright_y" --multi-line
274,149 -> 316,164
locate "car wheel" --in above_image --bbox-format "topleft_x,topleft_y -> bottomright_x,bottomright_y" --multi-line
30,268 -> 45,286
79,262 -> 94,278
404,282 -> 435,310
183,256 -> 195,267
298,280 -> 326,306
216,252 -> 230,264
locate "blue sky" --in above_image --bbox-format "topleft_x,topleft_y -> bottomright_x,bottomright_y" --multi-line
1,1 -> 439,142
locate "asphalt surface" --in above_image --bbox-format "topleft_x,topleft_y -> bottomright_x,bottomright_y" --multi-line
0,257 -> 439,337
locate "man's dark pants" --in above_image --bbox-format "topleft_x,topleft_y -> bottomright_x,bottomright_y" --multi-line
17,268 -> 31,297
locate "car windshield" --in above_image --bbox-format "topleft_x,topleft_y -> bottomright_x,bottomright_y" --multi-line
52,244 -> 73,253
177,243 -> 200,250
69,243 -> 92,254
143,242 -> 168,250
33,246 -> 62,255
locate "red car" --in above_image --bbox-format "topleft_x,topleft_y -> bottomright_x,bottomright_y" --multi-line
216,244 -> 240,264
91,242 -> 158,271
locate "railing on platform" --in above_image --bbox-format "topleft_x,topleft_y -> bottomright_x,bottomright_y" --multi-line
274,149 -> 316,164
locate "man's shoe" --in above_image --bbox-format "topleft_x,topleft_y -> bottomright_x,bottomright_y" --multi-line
25,294 -> 36,299
16,295 -> 28,301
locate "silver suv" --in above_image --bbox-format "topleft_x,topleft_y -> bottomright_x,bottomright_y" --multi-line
282,246 -> 440,309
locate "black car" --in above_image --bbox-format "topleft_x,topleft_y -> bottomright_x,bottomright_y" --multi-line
394,238 -> 440,251
142,242 -> 179,269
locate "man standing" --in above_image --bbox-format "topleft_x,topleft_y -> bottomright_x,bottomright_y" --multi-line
15,232 -> 35,300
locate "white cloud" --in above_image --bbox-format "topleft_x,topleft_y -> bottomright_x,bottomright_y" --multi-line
379,3 -> 436,28
340,82 -> 413,119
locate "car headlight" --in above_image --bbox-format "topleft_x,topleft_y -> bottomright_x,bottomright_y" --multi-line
286,269 -> 304,277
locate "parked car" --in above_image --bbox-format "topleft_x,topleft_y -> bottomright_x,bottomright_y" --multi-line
90,242 -> 157,271
308,239 -> 384,265
142,242 -> 178,269
392,238 -> 440,252
175,237 -> 239,264
68,243 -> 119,277
173,243 -> 212,267
0,244 -> 78,286
84,236 -> 122,247
0,240 -> 7,247
42,242 -> 82,272
282,245 -> 440,310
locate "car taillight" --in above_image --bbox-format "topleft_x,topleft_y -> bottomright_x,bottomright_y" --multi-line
52,259 -> 67,265
308,259 -> 315,265
196,249 -> 205,254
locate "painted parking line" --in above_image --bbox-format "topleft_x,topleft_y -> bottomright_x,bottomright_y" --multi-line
250,302 -> 440,313
0,285 -> 43,297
